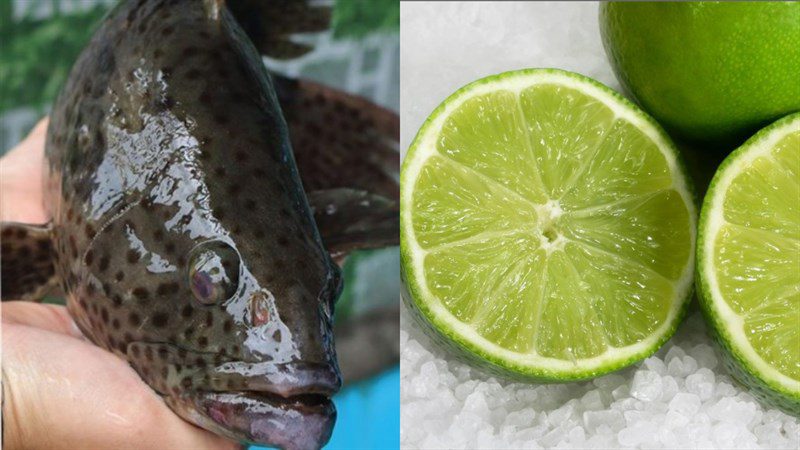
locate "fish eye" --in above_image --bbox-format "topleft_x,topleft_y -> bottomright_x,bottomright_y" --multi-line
188,240 -> 240,305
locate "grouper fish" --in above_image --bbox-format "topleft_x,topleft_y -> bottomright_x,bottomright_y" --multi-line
0,0 -> 399,448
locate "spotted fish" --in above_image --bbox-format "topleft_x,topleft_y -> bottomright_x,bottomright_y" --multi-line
0,0 -> 399,448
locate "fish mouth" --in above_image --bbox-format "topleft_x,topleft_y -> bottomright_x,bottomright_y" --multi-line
192,389 -> 336,450
195,361 -> 340,449
127,341 -> 340,449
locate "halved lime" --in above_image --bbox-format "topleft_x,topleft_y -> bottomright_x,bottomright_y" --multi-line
401,69 -> 696,381
697,112 -> 800,413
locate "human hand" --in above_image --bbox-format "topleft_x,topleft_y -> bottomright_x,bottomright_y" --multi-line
1,119 -> 240,450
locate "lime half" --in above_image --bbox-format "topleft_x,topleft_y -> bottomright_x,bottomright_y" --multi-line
401,69 -> 696,381
697,113 -> 800,413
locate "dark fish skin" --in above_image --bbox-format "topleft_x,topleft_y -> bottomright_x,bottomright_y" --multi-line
42,0 -> 342,448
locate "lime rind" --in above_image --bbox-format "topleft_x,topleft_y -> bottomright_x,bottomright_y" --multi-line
401,68 -> 697,381
696,112 -> 800,411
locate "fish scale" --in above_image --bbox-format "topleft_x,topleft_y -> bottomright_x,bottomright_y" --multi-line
0,0 -> 399,448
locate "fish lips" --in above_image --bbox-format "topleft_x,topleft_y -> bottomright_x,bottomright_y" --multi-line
128,342 -> 340,449
192,390 -> 336,450
196,361 -> 341,449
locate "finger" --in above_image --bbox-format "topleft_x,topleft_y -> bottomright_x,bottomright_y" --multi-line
1,301 -> 84,339
0,117 -> 50,223
2,322 -> 240,450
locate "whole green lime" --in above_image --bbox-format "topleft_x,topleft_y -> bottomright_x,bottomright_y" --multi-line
600,2 -> 800,147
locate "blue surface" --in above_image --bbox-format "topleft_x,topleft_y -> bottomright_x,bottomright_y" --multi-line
251,366 -> 399,450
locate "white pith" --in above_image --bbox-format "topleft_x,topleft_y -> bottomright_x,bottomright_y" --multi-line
702,115 -> 800,393
402,71 -> 697,374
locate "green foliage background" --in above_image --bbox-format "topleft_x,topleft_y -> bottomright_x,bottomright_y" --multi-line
0,0 -> 399,114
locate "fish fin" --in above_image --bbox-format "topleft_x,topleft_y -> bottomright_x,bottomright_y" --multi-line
275,76 -> 399,201
307,189 -> 398,261
225,0 -> 331,59
334,305 -> 400,384
1,222 -> 59,301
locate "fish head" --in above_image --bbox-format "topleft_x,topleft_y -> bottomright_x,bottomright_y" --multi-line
169,230 -> 343,450
114,187 -> 343,450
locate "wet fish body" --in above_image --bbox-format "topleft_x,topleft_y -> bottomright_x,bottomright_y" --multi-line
0,0 -> 399,448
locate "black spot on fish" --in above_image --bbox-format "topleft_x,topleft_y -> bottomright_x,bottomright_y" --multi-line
152,312 -> 169,328
157,282 -> 179,296
37,238 -> 50,253
84,249 -> 94,266
99,255 -> 110,272
213,113 -> 229,125
182,46 -> 198,58
199,91 -> 211,104
213,207 -> 225,220
129,312 -> 141,327
132,287 -> 149,301
127,249 -> 140,263
197,336 -> 208,348
181,304 -> 193,318
115,271 -> 124,282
